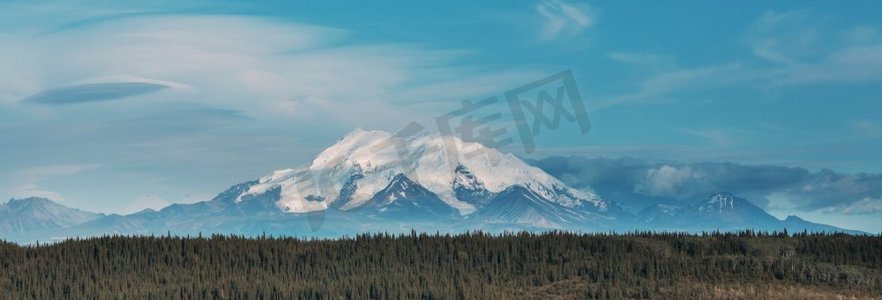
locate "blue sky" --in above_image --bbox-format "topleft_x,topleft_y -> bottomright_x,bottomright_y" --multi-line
1,1 -> 881,231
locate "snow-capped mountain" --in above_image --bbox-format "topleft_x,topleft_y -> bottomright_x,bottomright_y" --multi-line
351,174 -> 460,220
696,192 -> 781,226
637,192 -> 777,230
238,128 -> 609,218
635,192 -> 863,234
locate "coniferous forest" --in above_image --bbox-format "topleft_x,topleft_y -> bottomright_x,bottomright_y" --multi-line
1,231 -> 881,299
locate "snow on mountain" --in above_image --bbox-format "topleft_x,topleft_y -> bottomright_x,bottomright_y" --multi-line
352,174 -> 459,220
452,165 -> 494,207
698,192 -> 738,214
695,192 -> 779,224
0,197 -> 103,233
468,186 -> 594,230
238,128 -> 606,215
638,192 -> 789,231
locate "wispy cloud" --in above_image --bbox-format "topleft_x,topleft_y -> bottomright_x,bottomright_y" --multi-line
121,194 -> 171,214
2,164 -> 99,202
850,119 -> 882,139
747,10 -> 882,84
823,197 -> 882,215
592,63 -> 754,110
21,82 -> 170,105
746,10 -> 827,65
607,52 -> 676,69
598,10 -> 882,112
536,0 -> 594,40
682,128 -> 737,148
0,12 -> 536,124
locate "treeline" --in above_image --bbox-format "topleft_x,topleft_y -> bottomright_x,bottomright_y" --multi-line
1,231 -> 880,299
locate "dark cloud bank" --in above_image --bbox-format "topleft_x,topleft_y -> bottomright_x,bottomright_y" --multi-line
529,156 -> 882,215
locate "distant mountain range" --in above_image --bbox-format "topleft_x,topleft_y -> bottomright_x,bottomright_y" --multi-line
636,192 -> 852,233
0,197 -> 103,233
0,129 -> 864,243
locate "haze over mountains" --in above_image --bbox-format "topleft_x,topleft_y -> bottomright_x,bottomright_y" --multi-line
0,197 -> 103,233
0,129 -> 863,243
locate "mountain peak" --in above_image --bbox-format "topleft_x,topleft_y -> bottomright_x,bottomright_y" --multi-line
1,196 -> 103,233
5,197 -> 57,208
692,192 -> 783,228
9,196 -> 53,202
355,173 -> 459,219
236,128 -> 604,216
784,215 -> 804,222
385,173 -> 417,193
